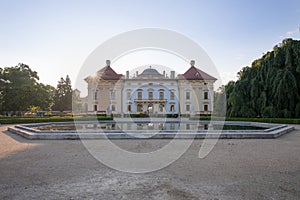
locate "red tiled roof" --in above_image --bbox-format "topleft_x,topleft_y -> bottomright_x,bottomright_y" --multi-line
97,66 -> 123,80
179,66 -> 217,80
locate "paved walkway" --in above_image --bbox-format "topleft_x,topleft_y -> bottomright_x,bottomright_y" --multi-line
0,125 -> 300,199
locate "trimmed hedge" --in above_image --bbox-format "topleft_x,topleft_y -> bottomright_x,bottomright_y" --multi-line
0,116 -> 113,124
189,116 -> 300,124
1,116 -> 299,125
226,117 -> 300,124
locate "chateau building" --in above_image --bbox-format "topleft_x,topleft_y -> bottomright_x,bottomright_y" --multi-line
83,60 -> 216,115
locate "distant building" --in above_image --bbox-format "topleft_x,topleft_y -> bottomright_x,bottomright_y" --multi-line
82,60 -> 216,115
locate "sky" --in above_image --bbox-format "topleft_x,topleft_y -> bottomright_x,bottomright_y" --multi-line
0,0 -> 299,96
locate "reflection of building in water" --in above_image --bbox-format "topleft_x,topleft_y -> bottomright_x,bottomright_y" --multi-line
77,122 -> 210,131
82,60 -> 216,115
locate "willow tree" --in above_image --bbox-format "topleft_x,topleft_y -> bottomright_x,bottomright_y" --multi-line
223,38 -> 300,118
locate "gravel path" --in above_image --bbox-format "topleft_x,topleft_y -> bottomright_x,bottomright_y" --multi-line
0,125 -> 300,199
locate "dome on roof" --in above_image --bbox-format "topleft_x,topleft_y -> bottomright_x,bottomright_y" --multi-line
140,67 -> 162,75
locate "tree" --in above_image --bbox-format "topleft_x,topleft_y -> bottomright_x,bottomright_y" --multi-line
0,63 -> 56,115
213,85 -> 227,117
33,83 -> 56,111
0,64 -> 39,115
72,89 -> 83,113
53,75 -> 73,111
222,39 -> 300,118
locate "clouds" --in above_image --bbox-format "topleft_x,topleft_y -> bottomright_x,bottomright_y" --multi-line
280,28 -> 300,39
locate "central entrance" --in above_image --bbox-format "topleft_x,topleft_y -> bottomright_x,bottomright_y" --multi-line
134,99 -> 167,114
147,103 -> 153,114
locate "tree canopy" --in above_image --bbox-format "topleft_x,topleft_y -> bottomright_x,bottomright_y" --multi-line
0,63 -> 74,115
52,75 -> 73,112
221,39 -> 300,118
0,63 -> 53,114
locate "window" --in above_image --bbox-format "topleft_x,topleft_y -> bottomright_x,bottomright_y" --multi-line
159,104 -> 164,112
204,104 -> 208,111
111,105 -> 116,111
147,104 -> 153,113
170,104 -> 175,112
137,104 -> 143,112
127,104 -> 131,112
94,105 -> 98,111
127,91 -> 131,100
204,124 -> 208,130
159,91 -> 164,100
170,91 -> 175,100
148,91 -> 153,99
186,104 -> 190,112
94,91 -> 98,100
186,91 -> 190,100
204,91 -> 208,100
111,91 -> 116,100
138,91 -> 142,100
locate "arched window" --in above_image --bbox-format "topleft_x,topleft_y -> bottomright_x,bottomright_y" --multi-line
186,91 -> 190,100
204,104 -> 208,111
186,104 -> 190,112
137,104 -> 143,112
111,105 -> 116,111
148,104 -> 153,113
127,104 -> 131,112
148,91 -> 153,99
170,90 -> 175,100
170,104 -> 175,112
159,104 -> 164,112
94,91 -> 98,100
159,91 -> 164,100
138,91 -> 142,100
204,91 -> 209,100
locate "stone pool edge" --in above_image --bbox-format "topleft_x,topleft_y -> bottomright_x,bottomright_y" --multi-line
7,121 -> 295,140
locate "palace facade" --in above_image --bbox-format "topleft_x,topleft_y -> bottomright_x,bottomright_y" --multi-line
83,60 -> 216,115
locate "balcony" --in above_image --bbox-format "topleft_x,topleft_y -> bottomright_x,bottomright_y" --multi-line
134,98 -> 167,104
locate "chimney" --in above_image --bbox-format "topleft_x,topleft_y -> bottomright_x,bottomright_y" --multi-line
163,70 -> 165,77
170,71 -> 175,78
106,60 -> 111,67
190,60 -> 195,67
126,71 -> 129,79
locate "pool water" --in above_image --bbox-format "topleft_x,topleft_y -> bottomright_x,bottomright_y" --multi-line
36,122 -> 266,131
